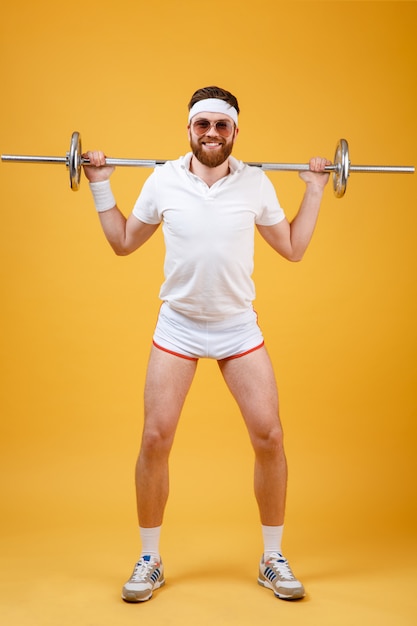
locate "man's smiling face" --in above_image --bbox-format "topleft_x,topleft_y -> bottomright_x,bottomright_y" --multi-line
188,112 -> 238,168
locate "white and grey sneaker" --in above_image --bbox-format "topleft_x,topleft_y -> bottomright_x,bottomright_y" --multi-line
258,552 -> 305,600
122,555 -> 165,602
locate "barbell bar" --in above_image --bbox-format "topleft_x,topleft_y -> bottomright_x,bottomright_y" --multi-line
1,131 -> 414,198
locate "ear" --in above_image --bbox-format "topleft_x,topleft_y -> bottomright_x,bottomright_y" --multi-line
187,124 -> 191,141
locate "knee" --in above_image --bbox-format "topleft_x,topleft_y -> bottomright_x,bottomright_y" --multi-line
140,425 -> 175,457
251,424 -> 284,457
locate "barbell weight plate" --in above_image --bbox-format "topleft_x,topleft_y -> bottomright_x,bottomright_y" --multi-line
68,131 -> 82,191
332,138 -> 350,198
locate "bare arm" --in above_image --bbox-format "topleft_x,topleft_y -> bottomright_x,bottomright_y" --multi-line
82,150 -> 159,255
97,208 -> 159,256
257,157 -> 331,262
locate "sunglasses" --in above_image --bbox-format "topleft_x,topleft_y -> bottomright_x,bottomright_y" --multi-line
191,118 -> 235,138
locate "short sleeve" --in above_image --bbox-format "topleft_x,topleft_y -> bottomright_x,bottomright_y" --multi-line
132,171 -> 162,225
255,173 -> 286,226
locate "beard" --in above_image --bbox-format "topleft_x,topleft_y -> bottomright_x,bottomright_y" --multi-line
190,137 -> 234,168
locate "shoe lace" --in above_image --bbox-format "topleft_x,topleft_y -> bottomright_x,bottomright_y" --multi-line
268,553 -> 295,580
131,558 -> 153,582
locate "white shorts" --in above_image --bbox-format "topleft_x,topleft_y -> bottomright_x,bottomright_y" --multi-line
153,302 -> 264,361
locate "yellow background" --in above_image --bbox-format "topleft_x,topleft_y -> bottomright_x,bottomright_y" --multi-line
1,1 -> 416,625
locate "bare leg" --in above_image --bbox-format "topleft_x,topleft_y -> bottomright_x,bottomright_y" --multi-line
218,347 -> 287,525
136,346 -> 198,527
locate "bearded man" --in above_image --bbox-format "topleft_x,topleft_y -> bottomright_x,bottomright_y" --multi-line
83,85 -> 330,603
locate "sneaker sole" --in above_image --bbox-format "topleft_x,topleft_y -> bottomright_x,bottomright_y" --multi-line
258,577 -> 305,601
122,579 -> 165,603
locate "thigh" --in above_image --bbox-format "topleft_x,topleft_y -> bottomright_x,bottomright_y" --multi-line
143,345 -> 198,437
218,346 -> 281,437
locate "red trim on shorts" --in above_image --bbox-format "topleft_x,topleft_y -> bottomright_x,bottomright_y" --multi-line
219,341 -> 265,362
152,340 -> 199,361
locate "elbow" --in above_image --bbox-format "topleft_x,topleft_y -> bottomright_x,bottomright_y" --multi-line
286,250 -> 304,263
111,242 -> 132,256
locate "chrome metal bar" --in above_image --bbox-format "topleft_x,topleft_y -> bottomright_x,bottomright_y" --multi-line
349,164 -> 415,174
1,154 -> 67,164
2,153 -> 413,174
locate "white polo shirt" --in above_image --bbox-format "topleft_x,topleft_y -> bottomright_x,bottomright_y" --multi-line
132,153 -> 286,321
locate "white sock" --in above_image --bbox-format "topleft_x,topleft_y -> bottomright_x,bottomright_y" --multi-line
262,524 -> 284,558
139,525 -> 161,559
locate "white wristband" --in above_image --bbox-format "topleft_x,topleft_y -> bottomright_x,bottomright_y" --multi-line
89,180 -> 116,213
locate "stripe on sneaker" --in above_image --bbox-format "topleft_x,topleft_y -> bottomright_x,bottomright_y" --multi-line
150,569 -> 161,583
264,567 -> 277,582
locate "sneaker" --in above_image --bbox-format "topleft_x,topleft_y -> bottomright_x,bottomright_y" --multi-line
122,555 -> 165,602
258,552 -> 305,600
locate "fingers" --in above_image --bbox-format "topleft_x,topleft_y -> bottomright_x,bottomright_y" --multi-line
82,150 -> 107,167
299,156 -> 331,188
309,157 -> 331,173
82,150 -> 115,183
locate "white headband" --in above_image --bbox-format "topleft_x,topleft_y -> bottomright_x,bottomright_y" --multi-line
188,98 -> 238,125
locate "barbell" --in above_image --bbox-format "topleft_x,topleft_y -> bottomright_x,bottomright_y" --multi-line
1,131 -> 414,198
